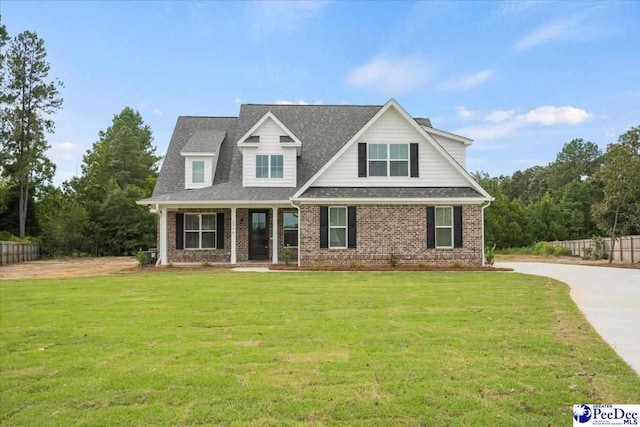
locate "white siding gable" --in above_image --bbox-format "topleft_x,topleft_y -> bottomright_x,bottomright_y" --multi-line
313,107 -> 469,187
185,156 -> 214,189
242,117 -> 297,187
427,132 -> 466,167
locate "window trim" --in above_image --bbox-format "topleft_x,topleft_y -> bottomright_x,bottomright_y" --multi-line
191,160 -> 205,184
283,211 -> 299,248
328,206 -> 348,249
255,154 -> 284,179
184,213 -> 217,250
367,143 -> 409,177
435,206 -> 454,249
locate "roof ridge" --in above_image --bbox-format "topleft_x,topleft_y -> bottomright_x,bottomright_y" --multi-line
243,103 -> 383,107
178,115 -> 238,119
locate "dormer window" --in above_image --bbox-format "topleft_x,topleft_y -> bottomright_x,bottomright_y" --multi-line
256,155 -> 284,179
192,161 -> 205,184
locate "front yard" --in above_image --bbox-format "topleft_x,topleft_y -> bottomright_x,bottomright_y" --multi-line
1,270 -> 638,426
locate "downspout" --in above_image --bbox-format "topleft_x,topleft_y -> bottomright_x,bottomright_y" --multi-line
155,203 -> 162,266
290,199 -> 301,267
481,200 -> 492,266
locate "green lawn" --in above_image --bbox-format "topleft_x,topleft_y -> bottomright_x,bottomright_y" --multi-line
1,271 -> 638,426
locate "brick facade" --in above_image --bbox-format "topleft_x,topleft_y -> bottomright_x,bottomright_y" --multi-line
299,204 -> 483,266
166,209 -> 232,263
162,204 -> 483,266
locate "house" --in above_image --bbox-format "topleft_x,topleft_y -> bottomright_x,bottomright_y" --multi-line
137,99 -> 493,267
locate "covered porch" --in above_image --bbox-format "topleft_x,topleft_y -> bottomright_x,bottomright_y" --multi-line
155,204 -> 299,266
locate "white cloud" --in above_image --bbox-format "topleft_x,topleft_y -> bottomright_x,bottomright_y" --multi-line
455,106 -> 479,120
274,99 -> 323,105
515,106 -> 590,125
47,142 -> 80,161
152,109 -> 163,115
458,105 -> 590,141
515,7 -> 619,51
439,69 -> 494,92
515,20 -> 576,50
247,0 -> 331,41
235,97 -> 242,104
484,109 -> 516,123
345,55 -> 433,95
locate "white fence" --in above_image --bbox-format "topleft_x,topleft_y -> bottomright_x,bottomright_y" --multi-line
548,235 -> 639,263
0,241 -> 41,266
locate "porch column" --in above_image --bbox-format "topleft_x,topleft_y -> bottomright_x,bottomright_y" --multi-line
159,208 -> 167,265
272,207 -> 278,264
231,207 -> 237,264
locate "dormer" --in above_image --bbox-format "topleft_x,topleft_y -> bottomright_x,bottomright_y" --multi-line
181,130 -> 225,189
237,111 -> 301,188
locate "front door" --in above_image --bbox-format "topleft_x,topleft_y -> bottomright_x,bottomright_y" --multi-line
249,210 -> 269,260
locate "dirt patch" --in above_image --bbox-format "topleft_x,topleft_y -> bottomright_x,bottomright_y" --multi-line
0,257 -> 138,280
496,255 -> 640,269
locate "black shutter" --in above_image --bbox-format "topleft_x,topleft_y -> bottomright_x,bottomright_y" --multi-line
358,143 -> 367,177
426,207 -> 435,249
176,213 -> 184,250
348,206 -> 357,249
217,213 -> 224,249
454,206 -> 463,248
320,206 -> 328,248
410,143 -> 419,177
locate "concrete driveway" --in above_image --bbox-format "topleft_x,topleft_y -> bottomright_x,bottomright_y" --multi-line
497,262 -> 640,375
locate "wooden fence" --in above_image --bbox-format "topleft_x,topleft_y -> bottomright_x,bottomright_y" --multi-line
0,241 -> 41,266
548,235 -> 639,263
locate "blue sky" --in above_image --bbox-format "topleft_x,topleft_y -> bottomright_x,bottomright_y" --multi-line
3,0 -> 639,186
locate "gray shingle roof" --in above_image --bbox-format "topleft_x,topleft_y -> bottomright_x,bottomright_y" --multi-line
145,104 -> 485,204
152,117 -> 237,197
180,130 -> 226,153
299,187 -> 483,199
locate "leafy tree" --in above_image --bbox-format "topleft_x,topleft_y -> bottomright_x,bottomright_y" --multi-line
36,184 -> 89,256
0,30 -> 62,238
71,107 -> 160,255
547,138 -> 603,191
501,165 -> 549,204
592,126 -> 640,261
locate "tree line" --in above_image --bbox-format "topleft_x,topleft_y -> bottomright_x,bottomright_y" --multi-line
475,126 -> 640,253
0,22 -> 159,256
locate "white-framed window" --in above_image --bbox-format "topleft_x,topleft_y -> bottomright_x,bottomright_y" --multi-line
192,160 -> 205,184
283,211 -> 298,247
256,155 -> 269,178
329,206 -> 347,248
256,154 -> 284,179
435,206 -> 453,248
368,143 -> 409,177
389,144 -> 409,176
185,213 -> 217,249
271,155 -> 283,178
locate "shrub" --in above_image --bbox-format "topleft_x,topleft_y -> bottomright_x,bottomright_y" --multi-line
283,244 -> 293,265
582,236 -> 607,260
485,244 -> 496,266
533,241 -> 554,256
136,250 -> 147,267
388,251 -> 399,268
552,246 -> 572,256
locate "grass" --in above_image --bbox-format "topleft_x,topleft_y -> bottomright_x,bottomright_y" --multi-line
1,271 -> 638,426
